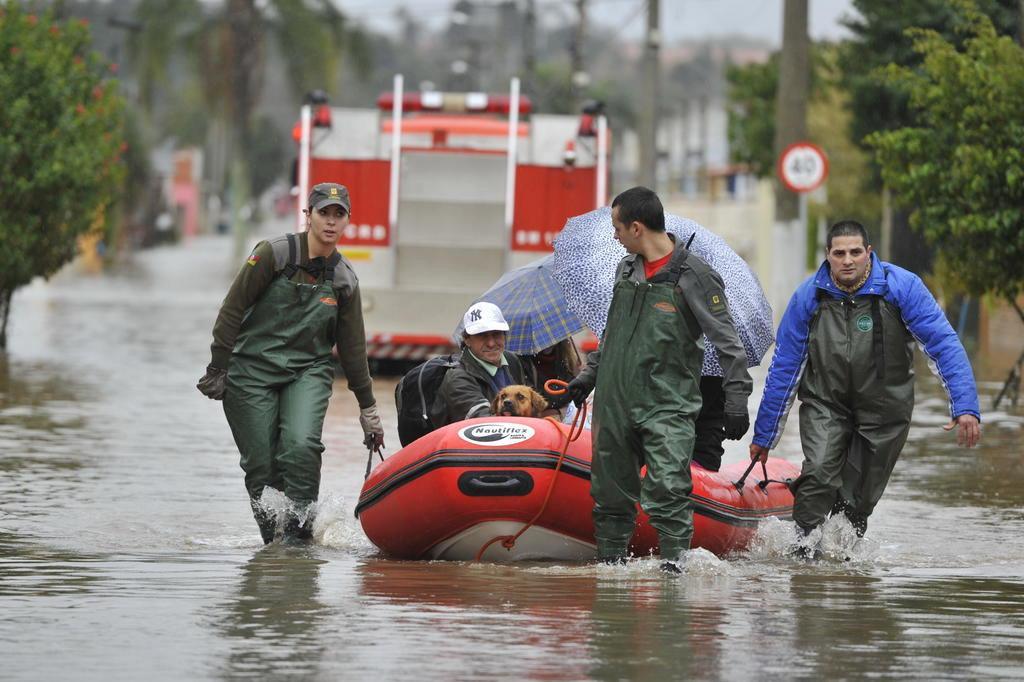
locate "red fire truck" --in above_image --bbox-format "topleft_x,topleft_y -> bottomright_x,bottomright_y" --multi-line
295,76 -> 609,362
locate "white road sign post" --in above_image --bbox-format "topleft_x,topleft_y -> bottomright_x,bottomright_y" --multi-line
772,141 -> 830,321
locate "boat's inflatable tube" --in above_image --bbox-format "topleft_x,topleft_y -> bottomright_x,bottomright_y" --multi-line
356,417 -> 798,561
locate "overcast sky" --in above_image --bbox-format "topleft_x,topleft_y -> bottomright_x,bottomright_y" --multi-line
340,0 -> 859,46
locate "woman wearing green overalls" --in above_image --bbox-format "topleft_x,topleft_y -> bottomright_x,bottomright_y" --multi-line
568,187 -> 752,572
197,183 -> 384,544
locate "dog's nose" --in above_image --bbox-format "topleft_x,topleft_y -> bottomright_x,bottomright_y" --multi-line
501,400 -> 515,413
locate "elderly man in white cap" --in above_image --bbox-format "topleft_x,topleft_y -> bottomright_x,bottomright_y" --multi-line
436,302 -> 529,425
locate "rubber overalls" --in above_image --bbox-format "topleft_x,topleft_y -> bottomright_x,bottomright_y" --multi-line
591,275 -> 705,561
223,265 -> 339,540
793,293 -> 915,534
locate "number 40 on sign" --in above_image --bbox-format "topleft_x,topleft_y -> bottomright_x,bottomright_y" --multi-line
777,141 -> 829,194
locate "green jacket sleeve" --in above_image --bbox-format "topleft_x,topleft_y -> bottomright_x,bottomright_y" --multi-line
677,260 -> 752,414
333,260 -> 375,409
437,358 -> 499,424
209,241 -> 276,370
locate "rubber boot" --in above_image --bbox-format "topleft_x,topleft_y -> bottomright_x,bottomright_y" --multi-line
597,539 -> 629,565
660,557 -> 687,574
249,495 -> 277,545
830,497 -> 869,538
789,523 -> 823,561
659,535 -> 690,574
281,513 -> 315,546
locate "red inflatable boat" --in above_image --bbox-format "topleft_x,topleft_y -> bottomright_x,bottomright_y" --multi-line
356,417 -> 799,561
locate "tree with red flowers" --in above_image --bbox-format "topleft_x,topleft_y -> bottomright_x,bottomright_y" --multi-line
0,2 -> 126,348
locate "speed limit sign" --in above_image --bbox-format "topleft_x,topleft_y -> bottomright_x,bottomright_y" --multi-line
778,141 -> 829,193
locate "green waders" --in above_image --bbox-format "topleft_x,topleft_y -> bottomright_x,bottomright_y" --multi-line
793,295 -> 915,534
223,271 -> 338,542
592,279 -> 704,560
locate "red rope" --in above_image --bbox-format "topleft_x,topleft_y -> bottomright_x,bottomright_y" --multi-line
474,379 -> 587,561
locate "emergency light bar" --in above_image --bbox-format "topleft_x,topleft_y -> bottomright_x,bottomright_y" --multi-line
377,91 -> 533,115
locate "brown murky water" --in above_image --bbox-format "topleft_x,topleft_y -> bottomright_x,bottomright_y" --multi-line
1,230 -> 1023,680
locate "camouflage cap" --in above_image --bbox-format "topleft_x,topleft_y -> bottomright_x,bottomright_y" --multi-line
308,182 -> 351,213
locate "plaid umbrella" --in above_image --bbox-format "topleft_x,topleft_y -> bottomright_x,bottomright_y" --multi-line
453,255 -> 585,354
551,207 -> 775,375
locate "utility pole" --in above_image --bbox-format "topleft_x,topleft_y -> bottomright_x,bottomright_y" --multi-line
1019,0 -> 1023,46
523,0 -> 536,94
569,0 -> 588,110
769,0 -> 809,317
773,0 -> 809,221
638,0 -> 660,189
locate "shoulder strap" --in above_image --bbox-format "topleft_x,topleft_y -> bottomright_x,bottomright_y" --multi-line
870,296 -> 886,380
267,234 -> 299,278
665,232 -> 695,286
324,250 -> 342,285
283,233 -> 301,279
619,256 -> 636,281
648,241 -> 690,286
268,233 -> 303,280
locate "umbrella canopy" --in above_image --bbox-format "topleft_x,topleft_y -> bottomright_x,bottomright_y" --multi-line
453,255 -> 586,355
551,207 -> 774,376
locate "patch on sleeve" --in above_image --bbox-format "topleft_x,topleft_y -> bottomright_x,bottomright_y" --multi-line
708,290 -> 727,314
246,253 -> 261,267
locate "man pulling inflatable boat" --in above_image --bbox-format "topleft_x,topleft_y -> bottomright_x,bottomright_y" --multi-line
750,220 -> 981,559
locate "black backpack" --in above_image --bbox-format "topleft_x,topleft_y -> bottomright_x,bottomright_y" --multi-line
395,353 -> 461,447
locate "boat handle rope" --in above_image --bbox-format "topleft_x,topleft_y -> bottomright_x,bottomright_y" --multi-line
363,435 -> 384,480
474,379 -> 587,561
732,457 -> 793,492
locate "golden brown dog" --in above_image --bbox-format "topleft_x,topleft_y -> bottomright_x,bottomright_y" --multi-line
492,384 -> 549,417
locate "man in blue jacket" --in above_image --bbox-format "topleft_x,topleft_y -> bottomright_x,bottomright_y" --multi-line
750,221 -> 980,553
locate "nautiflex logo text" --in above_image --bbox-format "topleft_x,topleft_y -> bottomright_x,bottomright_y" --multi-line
458,423 -> 535,447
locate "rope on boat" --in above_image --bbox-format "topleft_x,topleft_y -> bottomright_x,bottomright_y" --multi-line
474,379 -> 587,561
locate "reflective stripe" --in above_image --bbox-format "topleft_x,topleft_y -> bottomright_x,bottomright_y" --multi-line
465,402 -> 491,419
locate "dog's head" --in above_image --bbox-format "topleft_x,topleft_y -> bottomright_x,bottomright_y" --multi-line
492,384 -> 548,418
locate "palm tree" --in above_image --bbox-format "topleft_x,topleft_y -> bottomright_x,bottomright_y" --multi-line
129,0 -> 371,242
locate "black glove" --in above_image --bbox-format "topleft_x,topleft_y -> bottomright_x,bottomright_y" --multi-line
566,376 -> 594,408
723,412 -> 750,440
196,365 -> 227,400
544,389 -> 572,410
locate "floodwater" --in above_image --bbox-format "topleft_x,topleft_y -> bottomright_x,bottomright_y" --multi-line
2,228 -> 1023,681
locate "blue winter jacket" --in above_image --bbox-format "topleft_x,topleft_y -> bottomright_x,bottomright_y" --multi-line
752,253 -> 980,449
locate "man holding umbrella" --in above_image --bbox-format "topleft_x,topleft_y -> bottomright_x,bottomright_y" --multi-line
567,187 -> 753,571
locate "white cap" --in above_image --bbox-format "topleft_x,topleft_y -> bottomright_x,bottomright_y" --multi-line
462,302 -> 510,336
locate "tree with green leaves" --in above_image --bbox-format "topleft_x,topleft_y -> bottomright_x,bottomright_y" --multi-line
726,55 -> 779,178
867,2 -> 1024,404
840,0 -> 1019,161
0,2 -> 126,349
839,0 -> 1019,272
130,0 -> 371,213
